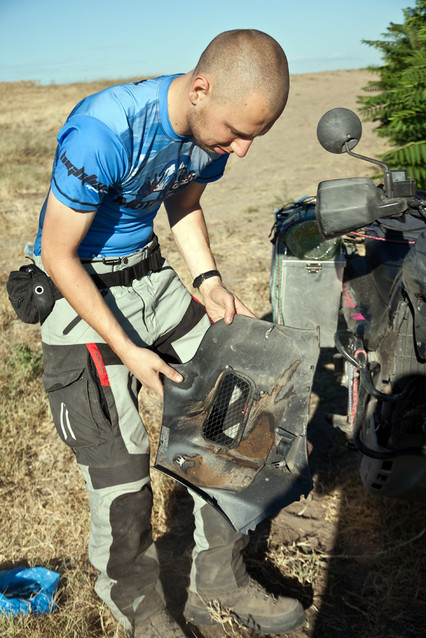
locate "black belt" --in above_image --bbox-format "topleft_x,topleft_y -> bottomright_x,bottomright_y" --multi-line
52,238 -> 163,300
89,241 -> 163,289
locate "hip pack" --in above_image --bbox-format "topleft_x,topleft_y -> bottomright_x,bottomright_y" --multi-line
6,263 -> 62,324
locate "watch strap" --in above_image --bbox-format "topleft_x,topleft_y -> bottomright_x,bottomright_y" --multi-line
192,270 -> 221,289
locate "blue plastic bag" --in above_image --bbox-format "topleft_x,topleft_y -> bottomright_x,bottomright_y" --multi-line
0,566 -> 60,615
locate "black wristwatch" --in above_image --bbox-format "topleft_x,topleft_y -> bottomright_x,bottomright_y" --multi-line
192,270 -> 222,289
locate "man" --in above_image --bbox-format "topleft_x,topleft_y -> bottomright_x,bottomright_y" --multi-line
34,29 -> 305,637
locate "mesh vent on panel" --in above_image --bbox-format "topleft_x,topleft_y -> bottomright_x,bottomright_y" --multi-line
202,371 -> 253,448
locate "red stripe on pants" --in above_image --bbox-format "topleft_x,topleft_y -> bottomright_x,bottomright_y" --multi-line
86,343 -> 110,386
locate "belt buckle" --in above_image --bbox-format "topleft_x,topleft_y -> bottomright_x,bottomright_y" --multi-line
140,247 -> 149,262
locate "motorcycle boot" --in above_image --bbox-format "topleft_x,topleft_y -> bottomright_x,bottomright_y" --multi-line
131,578 -> 185,638
184,577 -> 305,634
133,609 -> 186,638
185,499 -> 305,634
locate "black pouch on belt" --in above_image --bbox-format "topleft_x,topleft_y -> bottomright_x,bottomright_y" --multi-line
6,263 -> 61,324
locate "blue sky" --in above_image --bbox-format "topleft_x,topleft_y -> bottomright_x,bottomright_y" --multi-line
0,0 -> 411,85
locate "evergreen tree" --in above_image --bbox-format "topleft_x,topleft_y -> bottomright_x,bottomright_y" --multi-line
358,1 -> 426,188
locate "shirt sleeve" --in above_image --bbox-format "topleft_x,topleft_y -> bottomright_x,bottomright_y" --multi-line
195,153 -> 229,184
50,115 -> 129,212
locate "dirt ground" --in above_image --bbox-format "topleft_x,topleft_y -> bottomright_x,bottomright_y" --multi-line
2,69 -> 425,638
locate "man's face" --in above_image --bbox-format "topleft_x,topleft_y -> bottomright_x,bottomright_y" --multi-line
188,91 -> 275,158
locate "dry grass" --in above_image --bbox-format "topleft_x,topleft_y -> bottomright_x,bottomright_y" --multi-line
1,73 -> 425,638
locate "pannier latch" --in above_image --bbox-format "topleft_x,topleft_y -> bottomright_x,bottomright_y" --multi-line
306,263 -> 323,274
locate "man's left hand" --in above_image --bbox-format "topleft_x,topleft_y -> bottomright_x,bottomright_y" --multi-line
199,280 -> 256,324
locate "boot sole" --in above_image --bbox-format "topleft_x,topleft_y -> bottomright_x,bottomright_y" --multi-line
184,601 -> 306,633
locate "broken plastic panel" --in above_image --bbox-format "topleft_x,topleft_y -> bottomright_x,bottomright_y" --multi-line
154,316 -> 319,534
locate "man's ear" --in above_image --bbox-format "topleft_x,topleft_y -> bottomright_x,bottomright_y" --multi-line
189,74 -> 211,105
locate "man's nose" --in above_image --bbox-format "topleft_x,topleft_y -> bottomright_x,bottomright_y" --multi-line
230,138 -> 253,157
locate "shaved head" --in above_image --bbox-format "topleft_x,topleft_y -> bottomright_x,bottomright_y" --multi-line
193,29 -> 289,117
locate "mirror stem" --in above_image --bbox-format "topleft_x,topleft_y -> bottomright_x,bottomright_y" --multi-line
344,142 -> 394,196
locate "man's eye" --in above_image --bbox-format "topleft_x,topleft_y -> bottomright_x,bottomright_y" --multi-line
231,130 -> 251,140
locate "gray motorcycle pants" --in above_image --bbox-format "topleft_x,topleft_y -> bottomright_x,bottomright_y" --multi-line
38,253 -> 248,631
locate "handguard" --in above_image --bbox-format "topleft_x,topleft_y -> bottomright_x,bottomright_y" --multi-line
154,316 -> 319,534
316,177 -> 407,238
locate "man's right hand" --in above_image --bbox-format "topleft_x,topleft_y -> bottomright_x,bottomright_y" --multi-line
120,344 -> 183,397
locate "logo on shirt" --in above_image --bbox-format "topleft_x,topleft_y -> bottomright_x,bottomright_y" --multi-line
149,159 -> 195,193
59,151 -> 108,194
115,158 -> 196,210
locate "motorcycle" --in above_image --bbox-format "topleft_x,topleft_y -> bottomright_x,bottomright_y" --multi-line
270,107 -> 426,502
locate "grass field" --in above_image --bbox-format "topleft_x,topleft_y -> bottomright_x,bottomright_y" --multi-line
1,75 -> 425,638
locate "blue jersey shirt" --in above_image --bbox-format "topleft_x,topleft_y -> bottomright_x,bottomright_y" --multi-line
34,75 -> 228,258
